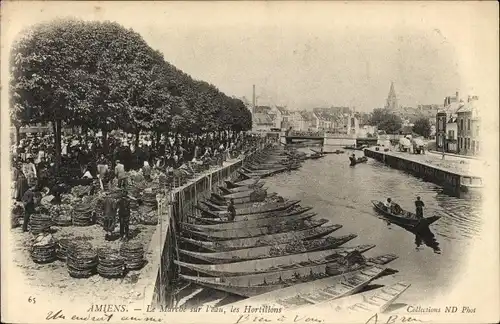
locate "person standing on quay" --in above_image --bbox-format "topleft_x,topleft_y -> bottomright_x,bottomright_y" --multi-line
227,199 -> 236,222
415,196 -> 425,219
118,190 -> 131,241
115,160 -> 126,188
103,196 -> 117,240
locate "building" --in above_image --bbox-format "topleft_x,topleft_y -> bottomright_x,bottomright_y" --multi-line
252,113 -> 275,132
385,82 -> 399,111
446,115 -> 458,153
456,96 -> 480,156
312,108 -> 336,131
269,105 -> 291,130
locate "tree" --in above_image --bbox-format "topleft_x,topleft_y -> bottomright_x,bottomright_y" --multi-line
413,117 -> 432,138
368,108 -> 402,134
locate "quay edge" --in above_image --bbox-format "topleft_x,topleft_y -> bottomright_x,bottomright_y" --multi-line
363,147 -> 483,197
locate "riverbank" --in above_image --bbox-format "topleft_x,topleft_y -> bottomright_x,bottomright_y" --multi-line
364,147 -> 483,195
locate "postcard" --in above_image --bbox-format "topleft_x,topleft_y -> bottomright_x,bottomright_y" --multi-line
1,1 -> 498,323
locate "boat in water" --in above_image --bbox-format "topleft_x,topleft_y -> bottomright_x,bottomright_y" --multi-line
179,250 -> 396,297
196,199 -> 301,217
349,156 -> 368,166
187,208 -> 314,225
225,178 -> 262,188
219,183 -> 265,194
183,218 -> 330,241
178,234 -> 357,263
179,224 -> 342,252
226,266 -> 387,309
175,245 -> 371,277
371,200 -> 441,227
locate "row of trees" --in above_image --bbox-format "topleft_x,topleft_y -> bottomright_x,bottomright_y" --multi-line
368,108 -> 432,137
10,19 -> 252,169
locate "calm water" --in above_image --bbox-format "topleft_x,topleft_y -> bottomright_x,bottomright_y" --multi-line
263,148 -> 482,303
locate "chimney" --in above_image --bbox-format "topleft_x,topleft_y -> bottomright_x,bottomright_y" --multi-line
456,91 -> 459,101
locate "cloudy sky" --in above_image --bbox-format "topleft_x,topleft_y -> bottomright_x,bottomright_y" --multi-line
2,1 -> 497,112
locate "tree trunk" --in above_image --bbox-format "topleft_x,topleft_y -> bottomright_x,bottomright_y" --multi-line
135,130 -> 140,148
156,130 -> 161,149
102,128 -> 108,154
53,120 -> 62,173
15,125 -> 20,146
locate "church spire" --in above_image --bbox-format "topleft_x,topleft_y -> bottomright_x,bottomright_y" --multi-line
385,81 -> 398,111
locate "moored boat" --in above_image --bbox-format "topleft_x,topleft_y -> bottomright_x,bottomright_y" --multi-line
188,207 -> 313,225
197,199 -> 301,217
179,252 -> 396,297
346,282 -> 411,313
200,197 -> 275,211
226,266 -> 387,309
191,205 -> 312,224
371,200 -> 441,227
182,218 -> 329,240
219,183 -> 265,194
179,224 -> 342,252
175,244 -> 369,277
178,234 -> 357,263
225,178 -> 261,188
181,212 -> 317,232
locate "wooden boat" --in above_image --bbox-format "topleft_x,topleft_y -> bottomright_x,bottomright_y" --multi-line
210,192 -> 277,205
349,156 -> 368,166
307,153 -> 325,160
188,207 -> 313,225
191,206 -> 312,224
181,212 -> 317,232
371,200 -> 441,227
176,244 -> 368,277
219,190 -> 260,199
183,218 -> 330,240
201,197 -> 276,211
197,199 -> 301,217
178,234 -> 358,263
346,282 -> 411,313
238,169 -> 286,179
219,183 -> 265,194
226,266 -> 387,309
179,224 -> 342,252
225,178 -> 261,188
179,252 -> 395,297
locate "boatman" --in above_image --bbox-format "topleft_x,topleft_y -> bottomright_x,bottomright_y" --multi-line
227,198 -> 236,222
415,196 -> 425,219
384,198 -> 392,210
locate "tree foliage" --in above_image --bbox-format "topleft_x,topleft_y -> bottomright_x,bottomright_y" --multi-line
412,117 -> 431,138
10,19 -> 252,156
368,108 -> 403,134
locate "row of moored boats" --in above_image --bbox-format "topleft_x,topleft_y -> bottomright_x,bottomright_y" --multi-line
176,145 -> 410,312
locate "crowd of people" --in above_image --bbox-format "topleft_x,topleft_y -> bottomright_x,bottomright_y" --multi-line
11,129 -> 274,234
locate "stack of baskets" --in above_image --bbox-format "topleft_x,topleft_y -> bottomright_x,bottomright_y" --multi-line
56,238 -> 74,261
67,242 -> 98,278
120,241 -> 145,271
97,248 -> 125,278
142,189 -> 157,209
51,204 -> 73,227
30,213 -> 53,235
72,202 -> 94,226
30,234 -> 57,263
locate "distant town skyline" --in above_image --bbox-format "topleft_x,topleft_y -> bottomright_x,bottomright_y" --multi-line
3,2 -> 493,112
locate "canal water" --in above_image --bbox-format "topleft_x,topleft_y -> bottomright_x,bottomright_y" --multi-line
263,148 -> 482,304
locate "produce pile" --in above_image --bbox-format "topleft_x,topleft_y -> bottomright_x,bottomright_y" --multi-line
249,189 -> 267,202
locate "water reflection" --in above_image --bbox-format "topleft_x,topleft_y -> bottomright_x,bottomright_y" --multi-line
380,219 -> 442,254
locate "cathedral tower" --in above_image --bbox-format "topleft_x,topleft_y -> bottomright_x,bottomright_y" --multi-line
385,82 -> 398,111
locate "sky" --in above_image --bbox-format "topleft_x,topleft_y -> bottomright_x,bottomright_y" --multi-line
1,1 -> 498,112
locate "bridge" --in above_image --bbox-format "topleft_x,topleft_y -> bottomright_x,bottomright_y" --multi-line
283,134 -> 325,146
